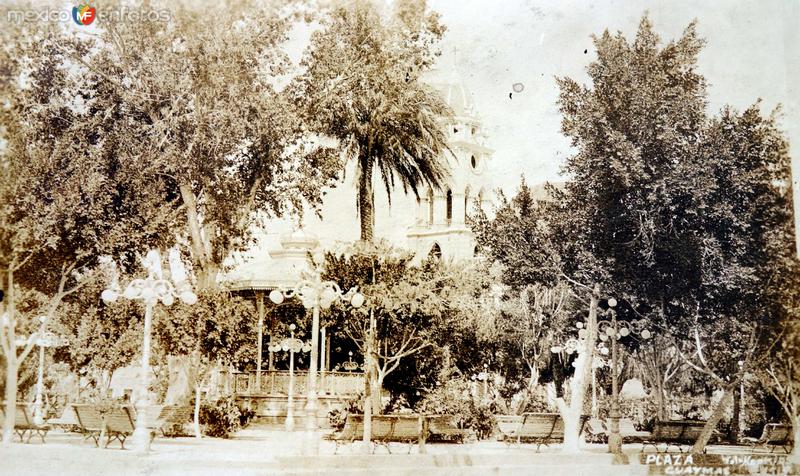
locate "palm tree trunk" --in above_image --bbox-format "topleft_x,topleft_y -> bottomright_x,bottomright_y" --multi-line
358,157 -> 375,242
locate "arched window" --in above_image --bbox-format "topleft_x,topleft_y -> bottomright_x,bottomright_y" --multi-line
428,243 -> 442,260
446,189 -> 453,224
428,190 -> 434,225
477,189 -> 484,213
464,192 -> 469,221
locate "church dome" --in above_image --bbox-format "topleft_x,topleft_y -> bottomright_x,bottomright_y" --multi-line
431,82 -> 476,118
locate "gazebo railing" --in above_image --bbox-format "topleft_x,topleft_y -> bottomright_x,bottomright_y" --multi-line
229,370 -> 364,396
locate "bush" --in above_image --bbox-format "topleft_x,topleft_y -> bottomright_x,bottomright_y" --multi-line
464,401 -> 495,440
327,393 -> 363,432
416,377 -> 496,440
199,395 -> 252,438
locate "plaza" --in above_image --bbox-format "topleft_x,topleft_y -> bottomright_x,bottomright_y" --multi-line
1,425 -> 792,476
1,0 -> 799,475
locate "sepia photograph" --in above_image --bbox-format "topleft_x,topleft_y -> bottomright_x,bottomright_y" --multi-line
0,0 -> 798,474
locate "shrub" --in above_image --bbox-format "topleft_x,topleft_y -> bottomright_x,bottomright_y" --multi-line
416,377 -> 496,440
327,393 -> 363,432
199,395 -> 250,438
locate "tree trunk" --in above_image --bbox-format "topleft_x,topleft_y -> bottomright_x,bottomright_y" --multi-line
358,157 -> 375,243
790,415 -> 799,466
3,360 -> 17,446
194,384 -> 202,439
515,365 -> 540,415
530,364 -> 540,388
371,371 -> 383,414
2,268 -> 17,447
728,388 -> 741,443
655,379 -> 666,421
691,388 -> 732,455
179,183 -> 215,289
556,284 -> 599,453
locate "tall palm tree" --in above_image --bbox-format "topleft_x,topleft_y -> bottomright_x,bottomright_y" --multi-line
294,1 -> 452,242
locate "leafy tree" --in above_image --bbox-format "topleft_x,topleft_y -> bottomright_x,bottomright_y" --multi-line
322,242 -> 491,412
154,288 -> 256,438
473,179 -> 604,452
292,0 -> 452,242
672,105 -> 796,452
54,0 -> 342,289
475,16 -> 796,455
0,20 -> 174,443
759,292 -> 800,465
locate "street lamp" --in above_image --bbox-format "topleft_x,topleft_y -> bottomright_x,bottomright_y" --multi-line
31,317 -> 66,425
598,298 -> 651,461
334,351 -> 363,372
268,324 -> 311,432
101,249 -> 197,453
4,315 -> 66,426
268,251 -> 364,455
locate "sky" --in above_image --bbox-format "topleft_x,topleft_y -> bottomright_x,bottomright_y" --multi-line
427,0 -> 800,194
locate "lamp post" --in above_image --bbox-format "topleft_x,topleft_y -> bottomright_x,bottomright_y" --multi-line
31,317 -> 66,426
268,324 -> 311,431
7,315 -> 65,426
597,298 -> 651,461
101,249 -> 197,453
268,251 -> 364,455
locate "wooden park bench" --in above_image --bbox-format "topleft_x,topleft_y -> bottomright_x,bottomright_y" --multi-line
641,420 -> 709,453
427,414 -> 468,443
583,418 -> 651,444
48,404 -> 80,431
496,414 -> 524,441
0,403 -> 50,443
497,413 -> 590,451
329,414 -> 428,454
73,404 -> 135,449
743,423 -> 794,454
104,406 -> 136,449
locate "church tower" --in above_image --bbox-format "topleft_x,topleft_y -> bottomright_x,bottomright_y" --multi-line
407,82 -> 493,261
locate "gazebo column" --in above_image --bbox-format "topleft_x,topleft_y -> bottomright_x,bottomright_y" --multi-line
255,291 -> 265,393
326,333 -> 331,372
268,306 -> 275,371
320,327 -> 327,394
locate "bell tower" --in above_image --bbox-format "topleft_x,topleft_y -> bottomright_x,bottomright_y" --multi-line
407,82 -> 493,262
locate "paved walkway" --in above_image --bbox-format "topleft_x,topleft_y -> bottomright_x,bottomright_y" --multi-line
0,427 -> 794,476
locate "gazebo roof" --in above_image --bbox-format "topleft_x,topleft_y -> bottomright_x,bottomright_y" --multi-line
223,229 -> 319,292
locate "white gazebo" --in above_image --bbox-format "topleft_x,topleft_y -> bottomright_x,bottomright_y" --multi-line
224,229 -> 320,386
222,230 -> 363,425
